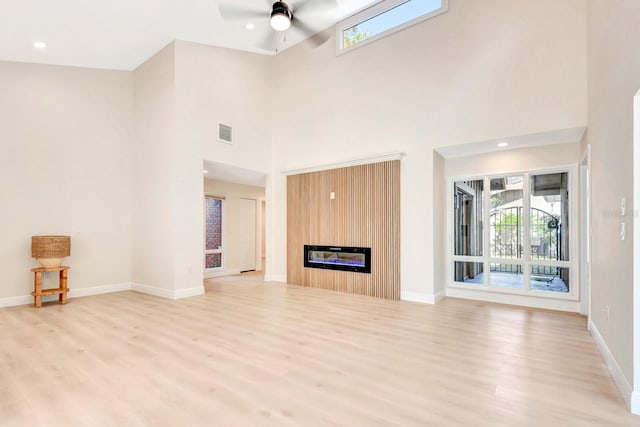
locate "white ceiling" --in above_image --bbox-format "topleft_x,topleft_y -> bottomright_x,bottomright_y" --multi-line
204,160 -> 266,187
0,0 -> 376,71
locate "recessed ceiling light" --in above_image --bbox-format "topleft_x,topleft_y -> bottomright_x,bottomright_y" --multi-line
246,23 -> 255,30
203,170 -> 209,174
33,41 -> 47,49
497,142 -> 509,148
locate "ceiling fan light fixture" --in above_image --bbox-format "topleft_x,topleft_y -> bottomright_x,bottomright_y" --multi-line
270,2 -> 292,31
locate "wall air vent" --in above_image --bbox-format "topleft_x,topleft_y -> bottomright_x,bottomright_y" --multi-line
218,123 -> 233,144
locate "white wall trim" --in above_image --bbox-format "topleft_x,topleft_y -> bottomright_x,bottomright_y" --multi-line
434,288 -> 446,303
0,295 -> 35,308
633,89 -> 640,414
264,274 -> 287,283
204,268 -> 241,279
131,283 -> 204,300
446,287 -> 580,313
131,282 -> 175,299
282,152 -> 405,176
632,392 -> 640,415
68,282 -> 131,298
0,282 -> 133,308
174,286 -> 205,299
589,320 -> 633,411
401,291 -> 441,304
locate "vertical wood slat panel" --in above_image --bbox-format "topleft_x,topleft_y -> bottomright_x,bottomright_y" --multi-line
287,160 -> 400,300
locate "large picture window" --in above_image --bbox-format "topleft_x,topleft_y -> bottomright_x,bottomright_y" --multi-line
450,169 -> 575,299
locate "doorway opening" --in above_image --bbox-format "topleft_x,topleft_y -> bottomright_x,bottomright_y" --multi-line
203,160 -> 266,280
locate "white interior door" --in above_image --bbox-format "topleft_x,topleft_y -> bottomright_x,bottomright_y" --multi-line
238,198 -> 257,272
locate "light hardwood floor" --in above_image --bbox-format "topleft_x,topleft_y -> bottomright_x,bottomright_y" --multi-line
1,275 -> 637,426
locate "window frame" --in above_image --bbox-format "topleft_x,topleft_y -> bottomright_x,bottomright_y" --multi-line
447,165 -> 579,302
204,194 -> 225,271
335,0 -> 448,55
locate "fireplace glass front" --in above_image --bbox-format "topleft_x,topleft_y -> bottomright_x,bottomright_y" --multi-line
304,245 -> 371,273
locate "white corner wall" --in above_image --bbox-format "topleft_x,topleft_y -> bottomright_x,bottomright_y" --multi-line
587,0 -> 640,411
132,42 -> 180,294
432,151 -> 446,300
0,60 -> 133,304
132,40 -> 273,297
270,0 -> 587,297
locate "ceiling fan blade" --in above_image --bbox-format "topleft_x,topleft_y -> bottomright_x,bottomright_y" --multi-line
218,4 -> 266,22
293,0 -> 338,16
291,18 -> 332,47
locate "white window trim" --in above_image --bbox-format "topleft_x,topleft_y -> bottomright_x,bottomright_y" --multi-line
335,0 -> 448,55
446,165 -> 580,306
204,194 -> 225,271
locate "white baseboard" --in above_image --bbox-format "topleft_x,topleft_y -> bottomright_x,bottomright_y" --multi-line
589,320 -> 633,411
174,286 -> 205,299
632,392 -> 640,415
434,288 -> 446,303
204,268 -> 241,279
264,274 -> 286,283
0,295 -> 34,308
68,282 -> 131,298
0,282 -> 132,308
131,283 -> 175,299
132,283 -> 205,300
401,291 -> 438,304
2,281 -> 205,308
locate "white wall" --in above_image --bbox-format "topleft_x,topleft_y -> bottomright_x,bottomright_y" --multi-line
174,41 -> 272,174
0,60 -> 133,301
444,143 -> 582,177
432,151 -> 446,298
270,0 -> 588,296
586,0 -> 640,407
132,43 -> 179,293
203,179 -> 265,276
131,40 -> 272,296
174,40 -> 273,284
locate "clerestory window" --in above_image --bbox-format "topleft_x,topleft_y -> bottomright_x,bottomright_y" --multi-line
336,0 -> 448,54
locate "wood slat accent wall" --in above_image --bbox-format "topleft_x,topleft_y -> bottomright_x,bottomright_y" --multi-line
287,160 -> 400,299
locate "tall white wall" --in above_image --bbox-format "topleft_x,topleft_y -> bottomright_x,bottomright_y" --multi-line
432,151 -> 446,296
132,40 -> 272,296
0,61 -> 133,301
132,43 -> 178,292
173,40 -> 273,283
271,0 -> 587,296
174,41 -> 272,173
587,0 -> 640,402
203,179 -> 266,276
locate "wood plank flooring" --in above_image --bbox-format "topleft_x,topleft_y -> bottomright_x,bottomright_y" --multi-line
0,274 -> 637,426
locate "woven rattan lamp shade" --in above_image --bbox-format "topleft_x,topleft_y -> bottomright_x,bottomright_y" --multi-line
31,236 -> 70,268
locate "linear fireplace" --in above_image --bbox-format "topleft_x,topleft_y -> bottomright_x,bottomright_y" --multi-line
304,245 -> 371,274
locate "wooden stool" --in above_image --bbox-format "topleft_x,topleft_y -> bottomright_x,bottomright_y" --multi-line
31,266 -> 69,308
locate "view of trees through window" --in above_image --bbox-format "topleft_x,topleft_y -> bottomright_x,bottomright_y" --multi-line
340,0 -> 444,50
343,26 -> 372,48
452,171 -> 571,294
